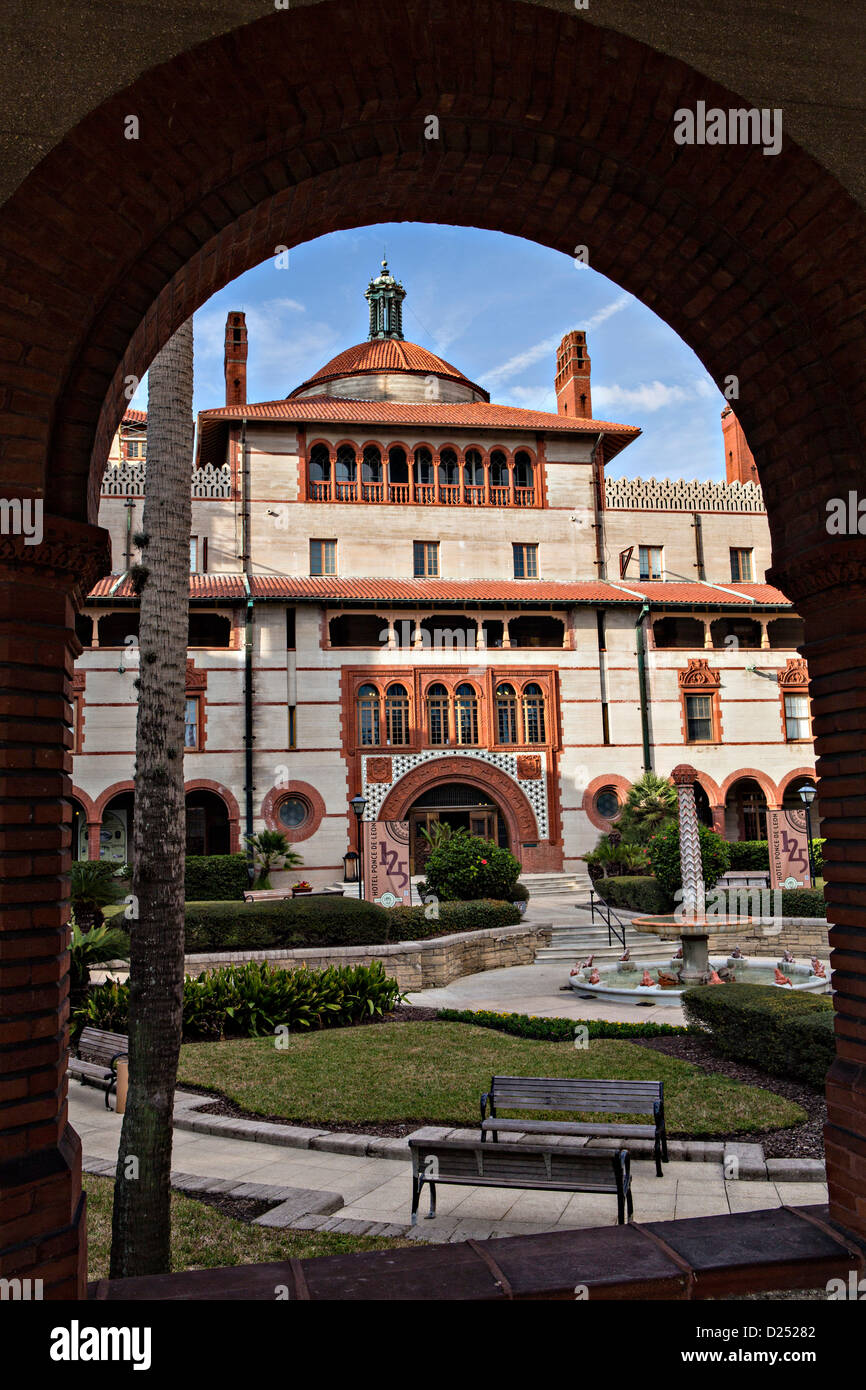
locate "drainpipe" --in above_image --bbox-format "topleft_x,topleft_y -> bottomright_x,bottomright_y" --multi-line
635,600 -> 652,772
240,419 -> 255,880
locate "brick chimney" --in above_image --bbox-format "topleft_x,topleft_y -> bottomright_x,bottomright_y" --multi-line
555,330 -> 592,418
721,406 -> 758,484
224,311 -> 248,407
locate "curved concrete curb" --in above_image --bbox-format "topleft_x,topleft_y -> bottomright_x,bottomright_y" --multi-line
171,1091 -> 826,1181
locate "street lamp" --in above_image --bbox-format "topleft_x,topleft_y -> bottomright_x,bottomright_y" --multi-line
799,783 -> 817,883
350,794 -> 367,900
342,850 -> 359,884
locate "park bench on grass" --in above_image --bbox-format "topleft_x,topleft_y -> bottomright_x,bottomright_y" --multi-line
242,887 -> 344,902
480,1076 -> 668,1177
67,1027 -> 128,1110
409,1137 -> 633,1225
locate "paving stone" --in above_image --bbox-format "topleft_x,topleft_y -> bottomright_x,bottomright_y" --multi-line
766,1158 -> 826,1182
253,1188 -> 343,1227
309,1133 -> 371,1157
405,1126 -> 452,1143
365,1137 -> 411,1159
723,1143 -> 767,1180
284,1215 -> 329,1230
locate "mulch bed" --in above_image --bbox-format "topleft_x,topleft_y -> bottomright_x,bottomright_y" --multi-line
180,1010 -> 824,1155
631,1034 -> 825,1158
181,1190 -> 276,1222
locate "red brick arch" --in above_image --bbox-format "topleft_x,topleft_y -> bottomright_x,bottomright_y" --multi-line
777,766 -> 818,804
377,755 -> 542,853
94,780 -> 135,821
184,778 -> 241,853
718,767 -> 780,810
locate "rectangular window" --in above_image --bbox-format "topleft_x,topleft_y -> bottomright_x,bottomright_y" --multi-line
784,693 -> 810,740
310,539 -> 337,576
190,537 -> 198,572
730,547 -> 754,582
288,705 -> 297,749
685,693 -> 714,743
127,439 -> 141,459
639,545 -> 663,580
286,608 -> 296,649
513,543 -> 539,579
184,696 -> 200,750
413,540 -> 439,577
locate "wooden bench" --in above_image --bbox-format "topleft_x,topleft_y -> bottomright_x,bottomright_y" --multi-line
480,1075 -> 668,1176
242,887 -> 344,902
409,1137 -> 633,1225
68,1027 -> 128,1109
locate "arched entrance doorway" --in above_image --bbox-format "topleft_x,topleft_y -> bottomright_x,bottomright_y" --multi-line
724,777 -> 769,842
99,791 -> 134,865
409,782 -> 508,873
185,789 -> 231,857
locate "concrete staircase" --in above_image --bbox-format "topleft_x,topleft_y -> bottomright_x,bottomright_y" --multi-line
519,871 -> 594,896
534,921 -> 675,966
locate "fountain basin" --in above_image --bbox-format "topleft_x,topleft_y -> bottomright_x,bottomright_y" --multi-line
569,955 -> 828,1007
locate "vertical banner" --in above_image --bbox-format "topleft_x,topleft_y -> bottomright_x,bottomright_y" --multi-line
364,819 -> 412,906
767,808 -> 813,889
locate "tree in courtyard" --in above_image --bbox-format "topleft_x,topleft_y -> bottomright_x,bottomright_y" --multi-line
246,830 -> 303,889
110,320 -> 194,1278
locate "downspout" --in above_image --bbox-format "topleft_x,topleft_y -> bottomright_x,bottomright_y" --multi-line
240,419 -> 254,880
635,600 -> 652,772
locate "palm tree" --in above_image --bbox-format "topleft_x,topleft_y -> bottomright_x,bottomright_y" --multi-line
70,859 -> 123,931
110,319 -> 193,1279
245,830 -> 303,889
617,772 -> 677,844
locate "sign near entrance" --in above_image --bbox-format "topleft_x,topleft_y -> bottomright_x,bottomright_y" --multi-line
767,809 -> 812,889
364,820 -> 412,906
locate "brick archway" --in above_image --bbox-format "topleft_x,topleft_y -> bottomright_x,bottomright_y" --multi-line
718,768 -> 780,811
377,756 -> 556,869
3,0 -> 866,1295
777,766 -> 818,804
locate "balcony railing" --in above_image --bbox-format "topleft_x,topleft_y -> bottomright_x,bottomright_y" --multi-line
306,480 -> 539,507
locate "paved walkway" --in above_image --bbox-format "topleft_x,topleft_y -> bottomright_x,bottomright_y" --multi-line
70,1085 -> 826,1243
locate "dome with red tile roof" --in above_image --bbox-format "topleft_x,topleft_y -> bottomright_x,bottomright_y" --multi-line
289,337 -> 489,405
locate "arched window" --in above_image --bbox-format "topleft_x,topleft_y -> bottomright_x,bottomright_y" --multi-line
309,443 -> 330,482
489,449 -> 510,490
336,444 -> 356,482
385,683 -> 409,746
495,682 -> 518,744
357,683 -> 380,746
454,683 -> 479,745
464,447 -> 484,487
388,445 -> 409,486
427,682 -> 450,746
362,445 -> 382,482
522,682 -> 546,743
513,450 -> 534,489
438,448 -> 458,486
414,446 -> 434,485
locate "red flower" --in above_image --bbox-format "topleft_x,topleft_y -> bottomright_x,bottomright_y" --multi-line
480,858 -> 488,865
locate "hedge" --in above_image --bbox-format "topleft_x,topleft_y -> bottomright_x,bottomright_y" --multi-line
726,838 -> 825,876
184,854 -> 249,902
594,876 -> 674,915
437,1009 -> 689,1040
423,832 -> 521,901
710,885 -> 826,919
74,960 -> 402,1041
682,982 -> 834,1087
183,895 -> 522,953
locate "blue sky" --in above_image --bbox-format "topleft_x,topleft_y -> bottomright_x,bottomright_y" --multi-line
130,223 -> 728,482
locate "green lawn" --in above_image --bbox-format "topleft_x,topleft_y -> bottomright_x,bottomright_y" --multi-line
83,1174 -> 409,1281
176,1021 -> 805,1135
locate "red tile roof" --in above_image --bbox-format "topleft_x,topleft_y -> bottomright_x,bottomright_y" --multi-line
289,339 -> 488,401
199,397 -> 638,436
87,575 -> 793,607
123,409 -> 147,424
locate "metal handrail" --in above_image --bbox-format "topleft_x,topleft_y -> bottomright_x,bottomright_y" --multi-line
588,888 -> 629,949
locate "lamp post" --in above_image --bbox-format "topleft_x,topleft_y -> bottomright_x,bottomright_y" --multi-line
350,794 -> 367,900
342,850 -> 359,885
799,783 -> 817,884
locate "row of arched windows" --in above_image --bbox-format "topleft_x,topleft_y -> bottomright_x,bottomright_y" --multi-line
309,442 -> 537,507
357,680 -> 547,747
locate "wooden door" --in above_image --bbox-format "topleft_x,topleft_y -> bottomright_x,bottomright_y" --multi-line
469,810 -> 496,842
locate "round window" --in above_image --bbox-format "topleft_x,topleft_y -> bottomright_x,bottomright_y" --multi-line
278,797 -> 309,830
595,787 -> 620,820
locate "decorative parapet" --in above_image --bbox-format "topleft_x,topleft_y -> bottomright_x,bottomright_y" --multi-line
604,476 -> 765,512
101,462 -> 232,498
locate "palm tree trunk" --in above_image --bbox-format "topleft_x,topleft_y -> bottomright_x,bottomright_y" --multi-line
109,320 -> 193,1277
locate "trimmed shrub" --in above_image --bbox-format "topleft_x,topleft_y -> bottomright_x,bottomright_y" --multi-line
75,959 -> 403,1041
511,882 -> 531,902
437,1008 -> 689,1040
710,885 -> 827,919
682,982 -> 833,1086
423,830 -> 521,902
778,1010 -> 836,1090
184,854 -> 249,902
726,840 -> 770,872
647,822 -> 730,898
595,875 -> 673,915
183,895 -> 522,953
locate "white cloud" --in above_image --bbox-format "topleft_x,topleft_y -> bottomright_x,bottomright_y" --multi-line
592,379 -> 718,413
482,293 -> 632,385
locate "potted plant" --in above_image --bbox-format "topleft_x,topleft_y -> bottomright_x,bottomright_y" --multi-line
291,879 -> 313,896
